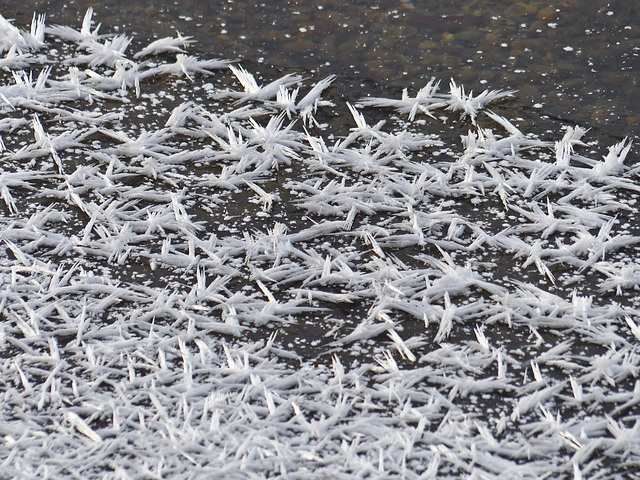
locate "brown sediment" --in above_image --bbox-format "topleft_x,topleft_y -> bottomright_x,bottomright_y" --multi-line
403,13 -> 488,31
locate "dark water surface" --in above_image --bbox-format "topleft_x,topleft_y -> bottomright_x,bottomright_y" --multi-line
5,0 -> 639,138
2,2 -> 640,479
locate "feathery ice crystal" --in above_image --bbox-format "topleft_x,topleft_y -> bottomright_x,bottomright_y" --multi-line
0,9 -> 639,479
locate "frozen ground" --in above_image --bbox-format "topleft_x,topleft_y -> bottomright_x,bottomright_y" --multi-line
1,10 -> 640,479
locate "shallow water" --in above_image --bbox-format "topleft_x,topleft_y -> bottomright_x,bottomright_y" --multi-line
1,2 -> 640,479
5,0 -> 640,137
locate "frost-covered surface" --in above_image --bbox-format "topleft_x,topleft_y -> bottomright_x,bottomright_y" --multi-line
1,10 -> 640,480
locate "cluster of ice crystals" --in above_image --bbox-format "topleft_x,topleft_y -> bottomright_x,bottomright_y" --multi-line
0,9 -> 639,479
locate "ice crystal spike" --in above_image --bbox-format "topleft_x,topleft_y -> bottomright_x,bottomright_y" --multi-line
0,8 -> 638,480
